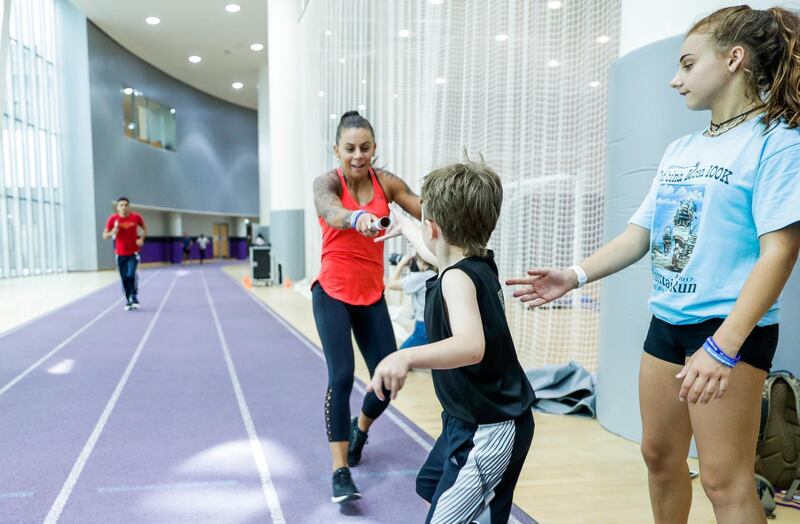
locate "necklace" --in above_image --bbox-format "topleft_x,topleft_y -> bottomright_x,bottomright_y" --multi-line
704,107 -> 759,137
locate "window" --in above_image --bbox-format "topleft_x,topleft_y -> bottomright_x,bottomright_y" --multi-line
121,87 -> 176,151
0,0 -> 65,278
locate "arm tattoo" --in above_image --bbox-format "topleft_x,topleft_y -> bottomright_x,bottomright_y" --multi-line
313,173 -> 351,229
380,170 -> 418,199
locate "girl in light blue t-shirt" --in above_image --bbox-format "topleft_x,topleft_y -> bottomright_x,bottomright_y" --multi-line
508,6 -> 800,523
387,253 -> 436,349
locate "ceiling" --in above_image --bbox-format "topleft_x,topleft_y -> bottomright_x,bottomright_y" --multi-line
70,0 -> 268,109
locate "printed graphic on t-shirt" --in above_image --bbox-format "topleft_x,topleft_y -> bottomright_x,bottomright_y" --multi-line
650,183 -> 705,294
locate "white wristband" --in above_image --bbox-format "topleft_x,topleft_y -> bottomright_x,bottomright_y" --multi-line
568,265 -> 588,289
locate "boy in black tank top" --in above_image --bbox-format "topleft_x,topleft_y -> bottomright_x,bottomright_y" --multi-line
370,162 -> 535,524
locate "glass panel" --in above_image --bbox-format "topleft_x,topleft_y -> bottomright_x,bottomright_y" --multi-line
135,92 -> 148,142
122,87 -> 134,137
0,0 -> 64,279
120,87 -> 176,151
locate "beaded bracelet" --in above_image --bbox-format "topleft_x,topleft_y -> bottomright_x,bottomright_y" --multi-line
350,210 -> 366,229
703,336 -> 740,368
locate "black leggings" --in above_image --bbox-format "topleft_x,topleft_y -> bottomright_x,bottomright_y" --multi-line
312,282 -> 396,442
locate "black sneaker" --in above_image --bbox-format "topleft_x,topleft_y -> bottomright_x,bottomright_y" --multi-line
347,417 -> 368,466
331,467 -> 361,503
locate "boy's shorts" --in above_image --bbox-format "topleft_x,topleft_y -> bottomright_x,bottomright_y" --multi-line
416,410 -> 534,524
643,316 -> 778,372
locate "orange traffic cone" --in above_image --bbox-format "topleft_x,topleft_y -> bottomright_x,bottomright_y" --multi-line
283,277 -> 293,288
242,275 -> 252,289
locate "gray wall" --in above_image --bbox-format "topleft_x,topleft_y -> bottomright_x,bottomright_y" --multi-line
86,23 -> 259,268
598,34 -> 800,445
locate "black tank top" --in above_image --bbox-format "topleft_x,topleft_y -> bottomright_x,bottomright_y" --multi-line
424,251 -> 536,425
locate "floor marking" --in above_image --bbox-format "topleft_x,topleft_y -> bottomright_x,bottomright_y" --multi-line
97,480 -> 239,494
202,271 -> 286,524
0,491 -> 35,499
43,274 -> 178,524
0,272 -> 159,399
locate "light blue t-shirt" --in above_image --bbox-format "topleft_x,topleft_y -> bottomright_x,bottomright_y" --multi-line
629,117 -> 800,326
403,270 -> 437,322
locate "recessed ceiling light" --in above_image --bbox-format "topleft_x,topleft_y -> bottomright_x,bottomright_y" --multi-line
495,34 -> 508,42
122,87 -> 133,95
330,114 -> 337,120
547,59 -> 560,67
225,4 -> 241,13
188,55 -> 202,63
127,123 -> 136,130
589,81 -> 601,88
170,108 -> 176,114
357,104 -> 366,110
318,91 -> 325,97
547,1 -> 562,9
596,35 -> 610,44
435,77 -> 446,84
398,29 -> 411,38
145,16 -> 160,25
232,82 -> 244,89
250,43 -> 264,51
133,90 -> 143,96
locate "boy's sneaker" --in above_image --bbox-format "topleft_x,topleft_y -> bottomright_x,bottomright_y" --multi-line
331,467 -> 361,503
124,300 -> 133,311
347,417 -> 368,466
131,296 -> 139,310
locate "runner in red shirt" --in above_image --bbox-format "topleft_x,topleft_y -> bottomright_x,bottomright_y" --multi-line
102,197 -> 147,310
312,111 -> 421,503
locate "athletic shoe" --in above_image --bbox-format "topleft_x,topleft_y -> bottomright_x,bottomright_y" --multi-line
347,417 -> 368,466
331,467 -> 361,503
124,301 -> 134,311
131,296 -> 139,310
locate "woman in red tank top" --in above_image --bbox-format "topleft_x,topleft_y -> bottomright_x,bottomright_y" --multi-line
312,111 -> 421,503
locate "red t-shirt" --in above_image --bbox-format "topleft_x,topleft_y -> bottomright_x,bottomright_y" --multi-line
315,168 -> 390,306
106,212 -> 145,256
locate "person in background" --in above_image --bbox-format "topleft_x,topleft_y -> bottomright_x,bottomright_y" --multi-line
196,234 -> 210,264
181,232 -> 192,264
387,253 -> 436,349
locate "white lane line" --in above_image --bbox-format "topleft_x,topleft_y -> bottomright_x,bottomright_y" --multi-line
42,274 -> 179,524
0,272 -> 159,400
201,271 -> 286,524
224,270 -> 529,524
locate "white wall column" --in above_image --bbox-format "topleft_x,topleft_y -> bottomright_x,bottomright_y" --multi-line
167,212 -> 183,237
266,0 -> 305,281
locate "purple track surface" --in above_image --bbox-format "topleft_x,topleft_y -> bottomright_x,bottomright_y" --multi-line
0,264 -> 537,524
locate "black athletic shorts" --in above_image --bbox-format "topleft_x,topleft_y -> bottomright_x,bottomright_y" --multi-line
643,316 -> 779,372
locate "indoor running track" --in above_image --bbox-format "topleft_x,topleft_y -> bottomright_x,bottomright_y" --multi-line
0,264 -> 537,524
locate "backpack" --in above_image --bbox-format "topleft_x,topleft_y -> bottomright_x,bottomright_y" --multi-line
755,370 -> 800,516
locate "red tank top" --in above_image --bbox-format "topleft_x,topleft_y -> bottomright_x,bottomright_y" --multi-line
316,168 -> 390,306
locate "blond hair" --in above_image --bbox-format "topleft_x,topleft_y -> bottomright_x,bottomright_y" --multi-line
421,161 -> 502,257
